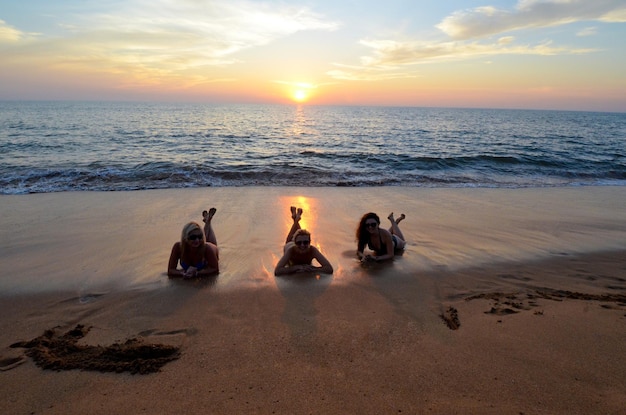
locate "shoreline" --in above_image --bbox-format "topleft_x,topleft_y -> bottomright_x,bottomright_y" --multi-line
2,186 -> 626,294
1,186 -> 625,414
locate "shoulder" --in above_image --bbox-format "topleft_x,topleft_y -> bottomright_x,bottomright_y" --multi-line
169,242 -> 182,261
380,228 -> 393,239
311,246 -> 327,258
310,246 -> 322,255
278,244 -> 295,261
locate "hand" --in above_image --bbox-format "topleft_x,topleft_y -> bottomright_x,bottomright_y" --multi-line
183,266 -> 197,279
361,255 -> 375,263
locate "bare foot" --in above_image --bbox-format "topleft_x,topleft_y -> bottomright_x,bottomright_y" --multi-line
203,207 -> 217,223
296,208 -> 303,221
290,206 -> 297,220
388,212 -> 395,222
396,213 -> 406,224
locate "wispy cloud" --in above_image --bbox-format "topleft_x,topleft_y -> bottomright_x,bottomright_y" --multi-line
0,19 -> 28,42
1,0 -> 339,85
577,26 -> 597,37
359,37 -> 594,67
331,0 -> 622,81
81,0 -> 339,58
328,37 -> 594,81
326,66 -> 417,82
273,81 -> 317,89
436,0 -> 626,40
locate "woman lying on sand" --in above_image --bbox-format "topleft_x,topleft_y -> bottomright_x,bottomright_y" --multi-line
274,206 -> 333,276
167,208 -> 219,278
356,212 -> 406,262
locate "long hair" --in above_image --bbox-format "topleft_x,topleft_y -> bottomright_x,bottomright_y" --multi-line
180,222 -> 206,260
356,212 -> 380,250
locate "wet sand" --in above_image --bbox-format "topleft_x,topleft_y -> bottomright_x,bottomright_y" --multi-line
1,187 -> 625,414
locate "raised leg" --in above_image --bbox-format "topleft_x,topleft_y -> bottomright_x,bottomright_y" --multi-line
202,207 -> 217,245
387,212 -> 406,242
285,206 -> 302,244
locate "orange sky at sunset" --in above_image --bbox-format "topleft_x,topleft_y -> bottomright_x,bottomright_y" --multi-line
1,1 -> 625,111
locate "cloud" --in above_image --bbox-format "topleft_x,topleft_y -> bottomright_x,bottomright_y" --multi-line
600,7 -> 626,22
1,0 -> 339,85
355,38 -> 593,67
436,0 -> 626,40
83,0 -> 339,56
0,19 -> 27,42
326,66 -> 417,82
329,0 -> 617,82
576,26 -> 597,36
272,80 -> 321,89
327,35 -> 596,81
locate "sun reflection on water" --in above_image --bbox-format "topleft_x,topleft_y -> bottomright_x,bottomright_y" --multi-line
279,195 -> 315,236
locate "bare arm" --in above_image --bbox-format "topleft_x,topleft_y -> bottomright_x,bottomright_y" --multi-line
311,247 -> 333,274
357,240 -> 366,260
360,230 -> 395,262
274,246 -> 333,276
373,229 -> 395,261
274,247 -> 295,276
196,244 -> 219,277
167,243 -> 185,278
168,243 -> 219,278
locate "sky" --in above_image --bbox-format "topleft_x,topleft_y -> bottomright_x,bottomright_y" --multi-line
1,0 -> 625,111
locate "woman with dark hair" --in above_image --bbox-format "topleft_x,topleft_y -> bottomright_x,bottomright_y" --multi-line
274,206 -> 333,276
167,208 -> 219,278
356,212 -> 406,262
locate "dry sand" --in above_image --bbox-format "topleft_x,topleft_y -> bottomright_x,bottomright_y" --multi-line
1,187 -> 625,414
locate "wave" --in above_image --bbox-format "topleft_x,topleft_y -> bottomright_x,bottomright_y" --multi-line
2,102 -> 625,194
2,155 -> 625,194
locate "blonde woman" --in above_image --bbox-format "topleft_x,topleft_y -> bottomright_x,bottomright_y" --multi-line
168,208 -> 219,278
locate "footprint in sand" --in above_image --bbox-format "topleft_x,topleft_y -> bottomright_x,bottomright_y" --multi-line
138,328 -> 197,337
440,306 -> 461,330
0,355 -> 27,371
485,307 -> 519,315
137,328 -> 198,347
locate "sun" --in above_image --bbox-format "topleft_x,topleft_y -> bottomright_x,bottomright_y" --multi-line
292,89 -> 309,103
280,81 -> 315,103
277,81 -> 315,103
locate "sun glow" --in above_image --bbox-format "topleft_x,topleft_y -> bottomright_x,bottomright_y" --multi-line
275,81 -> 316,104
280,195 -> 316,237
292,89 -> 309,103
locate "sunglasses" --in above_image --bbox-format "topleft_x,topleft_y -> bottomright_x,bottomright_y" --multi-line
295,240 -> 310,246
188,234 -> 203,241
365,222 -> 378,228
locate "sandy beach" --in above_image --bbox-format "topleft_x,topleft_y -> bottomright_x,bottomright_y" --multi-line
1,186 -> 625,414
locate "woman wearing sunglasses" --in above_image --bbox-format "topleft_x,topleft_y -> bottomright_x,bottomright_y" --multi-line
356,212 -> 406,263
274,206 -> 333,276
168,208 -> 219,278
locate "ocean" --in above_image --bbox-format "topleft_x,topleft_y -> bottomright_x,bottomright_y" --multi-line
1,101 -> 625,194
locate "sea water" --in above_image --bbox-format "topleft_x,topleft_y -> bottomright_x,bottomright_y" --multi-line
1,101 -> 625,194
